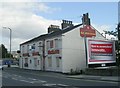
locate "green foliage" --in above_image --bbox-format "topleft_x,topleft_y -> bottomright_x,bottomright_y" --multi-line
115,41 -> 120,66
0,44 -> 7,58
104,29 -> 120,66
0,44 -> 13,58
103,30 -> 118,37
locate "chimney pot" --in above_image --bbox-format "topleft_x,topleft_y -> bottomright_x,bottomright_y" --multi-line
61,20 -> 73,29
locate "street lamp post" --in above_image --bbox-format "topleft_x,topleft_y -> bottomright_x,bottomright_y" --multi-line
3,27 -> 12,59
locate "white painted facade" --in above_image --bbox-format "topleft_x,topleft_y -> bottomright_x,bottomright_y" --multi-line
20,24 -> 106,73
20,41 -> 43,70
45,36 -> 62,72
61,26 -> 105,73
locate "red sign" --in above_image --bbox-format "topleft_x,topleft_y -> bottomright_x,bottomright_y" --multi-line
87,40 -> 116,64
32,52 -> 39,56
80,25 -> 96,37
23,53 -> 29,57
48,50 -> 59,54
91,44 -> 113,54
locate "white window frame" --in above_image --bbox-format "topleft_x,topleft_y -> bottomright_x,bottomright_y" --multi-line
48,56 -> 52,67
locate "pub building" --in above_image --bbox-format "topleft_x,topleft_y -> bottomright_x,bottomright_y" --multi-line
19,13 -> 116,73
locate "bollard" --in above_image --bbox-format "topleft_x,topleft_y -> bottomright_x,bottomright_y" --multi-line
8,64 -> 10,67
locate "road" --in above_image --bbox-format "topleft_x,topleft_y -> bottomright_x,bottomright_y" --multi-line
2,67 -> 119,88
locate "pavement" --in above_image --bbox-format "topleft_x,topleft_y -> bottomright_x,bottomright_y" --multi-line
3,65 -> 19,68
68,75 -> 120,82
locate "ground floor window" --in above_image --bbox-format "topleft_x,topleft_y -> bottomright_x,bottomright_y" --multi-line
30,60 -> 32,64
56,57 -> 61,67
34,58 -> 37,67
48,57 -> 52,67
24,58 -> 28,67
56,57 -> 60,67
38,60 -> 39,65
25,58 -> 28,63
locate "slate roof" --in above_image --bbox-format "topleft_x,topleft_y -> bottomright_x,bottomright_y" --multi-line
20,24 -> 82,45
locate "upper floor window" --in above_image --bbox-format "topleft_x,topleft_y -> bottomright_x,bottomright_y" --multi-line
50,40 -> 53,48
55,39 -> 58,48
55,38 -> 61,48
32,44 -> 35,51
46,40 -> 54,49
27,45 -> 29,53
46,41 -> 50,50
38,42 -> 42,53
22,46 -> 25,53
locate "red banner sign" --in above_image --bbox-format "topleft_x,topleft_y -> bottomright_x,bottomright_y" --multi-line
23,53 -> 29,57
32,52 -> 39,56
91,44 -> 113,54
48,50 -> 59,54
80,25 -> 96,37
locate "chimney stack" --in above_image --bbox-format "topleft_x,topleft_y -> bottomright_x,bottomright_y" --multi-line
48,25 -> 60,33
61,20 -> 73,29
82,13 -> 91,25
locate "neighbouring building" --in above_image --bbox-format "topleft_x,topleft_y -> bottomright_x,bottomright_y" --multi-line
11,51 -> 19,59
19,13 -> 116,73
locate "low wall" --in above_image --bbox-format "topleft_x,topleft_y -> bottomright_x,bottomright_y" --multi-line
85,67 -> 120,76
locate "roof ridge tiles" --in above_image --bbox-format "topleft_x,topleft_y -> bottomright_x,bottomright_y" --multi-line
20,23 -> 82,45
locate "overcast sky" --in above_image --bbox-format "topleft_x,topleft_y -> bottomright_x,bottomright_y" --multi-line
0,0 -> 118,51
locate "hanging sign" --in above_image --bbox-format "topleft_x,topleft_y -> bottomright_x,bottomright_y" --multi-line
48,50 -> 60,54
80,25 -> 96,37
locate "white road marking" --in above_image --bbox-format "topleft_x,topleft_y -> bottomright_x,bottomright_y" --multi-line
13,74 -> 22,78
57,84 -> 69,86
40,80 -> 47,83
42,83 -> 57,86
32,80 -> 47,83
12,77 -> 18,80
19,80 -> 33,84
3,72 -> 48,84
28,78 -> 37,80
13,74 -> 18,76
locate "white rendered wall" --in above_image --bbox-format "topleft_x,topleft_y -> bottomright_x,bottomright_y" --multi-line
20,41 -> 43,70
45,36 -> 62,72
62,26 -> 86,73
62,26 -> 105,73
19,25 -> 105,72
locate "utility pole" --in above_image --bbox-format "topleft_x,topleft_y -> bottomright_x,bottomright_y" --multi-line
38,39 -> 45,71
3,27 -> 12,59
117,23 -> 120,67
82,13 -> 91,68
117,23 -> 120,41
42,39 -> 45,71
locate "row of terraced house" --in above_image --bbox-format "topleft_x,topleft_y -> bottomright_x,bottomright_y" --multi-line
19,13 -> 116,73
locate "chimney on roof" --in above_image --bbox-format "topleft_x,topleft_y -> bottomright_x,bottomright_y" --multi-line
61,20 -> 73,29
48,25 -> 60,33
82,13 -> 91,25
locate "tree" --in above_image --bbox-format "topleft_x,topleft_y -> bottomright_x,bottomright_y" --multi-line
115,41 -> 120,66
0,44 -> 13,59
0,44 -> 7,58
104,25 -> 120,66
